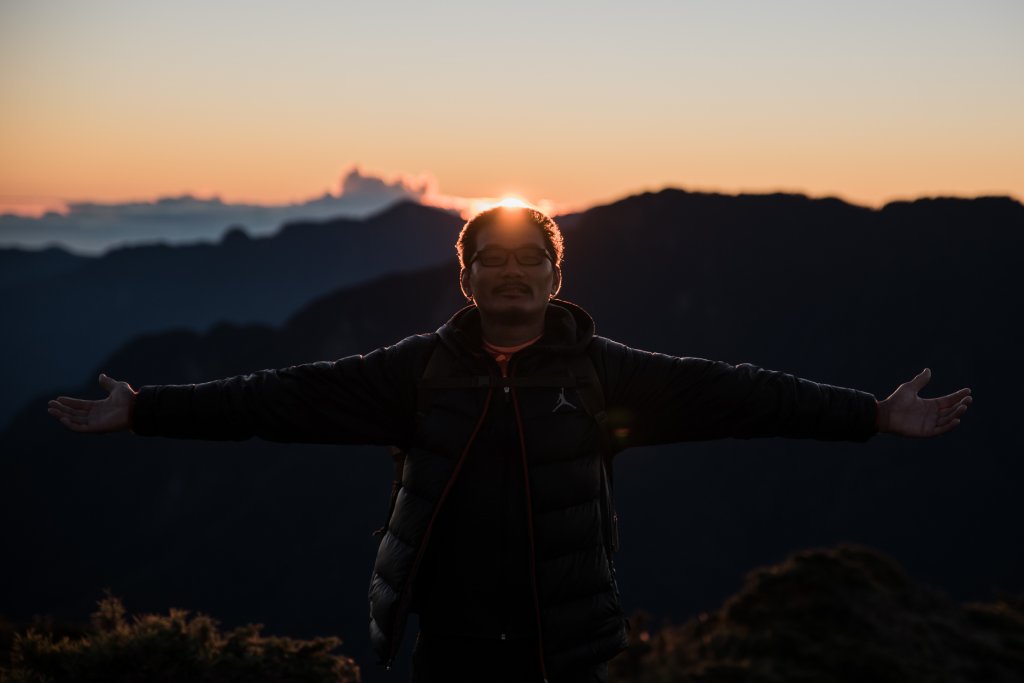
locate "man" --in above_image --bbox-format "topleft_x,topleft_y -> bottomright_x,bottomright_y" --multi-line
48,205 -> 972,683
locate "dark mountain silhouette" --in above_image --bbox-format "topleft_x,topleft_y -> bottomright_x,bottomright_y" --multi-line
2,188 -> 1021,682
610,544 -> 1024,682
0,200 -> 463,431
0,245 -> 85,290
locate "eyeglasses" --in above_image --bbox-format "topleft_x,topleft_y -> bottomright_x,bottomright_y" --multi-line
470,246 -> 552,268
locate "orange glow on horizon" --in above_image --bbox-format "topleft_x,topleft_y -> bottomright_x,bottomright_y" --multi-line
449,195 -> 562,220
0,199 -> 69,218
2,4 -> 1021,220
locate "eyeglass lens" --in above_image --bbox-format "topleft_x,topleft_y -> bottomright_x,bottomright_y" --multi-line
476,248 -> 548,267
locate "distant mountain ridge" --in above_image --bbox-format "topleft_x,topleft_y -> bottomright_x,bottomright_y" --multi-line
3,187 -> 1021,682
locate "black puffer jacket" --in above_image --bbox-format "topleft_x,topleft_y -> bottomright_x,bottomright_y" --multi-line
131,298 -> 880,677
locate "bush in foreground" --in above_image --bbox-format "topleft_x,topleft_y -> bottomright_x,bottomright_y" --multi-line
1,591 -> 359,683
609,544 -> 1024,683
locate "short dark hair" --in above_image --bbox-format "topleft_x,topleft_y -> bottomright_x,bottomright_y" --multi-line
456,206 -> 564,271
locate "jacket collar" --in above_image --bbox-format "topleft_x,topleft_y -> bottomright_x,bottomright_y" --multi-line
436,298 -> 595,359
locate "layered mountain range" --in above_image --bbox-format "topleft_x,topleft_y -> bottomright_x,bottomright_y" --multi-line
2,189 -> 1020,681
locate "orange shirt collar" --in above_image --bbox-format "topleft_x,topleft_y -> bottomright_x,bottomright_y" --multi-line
482,333 -> 543,356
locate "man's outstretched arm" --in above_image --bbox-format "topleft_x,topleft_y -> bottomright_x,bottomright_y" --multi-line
47,335 -> 431,445
591,338 -> 972,448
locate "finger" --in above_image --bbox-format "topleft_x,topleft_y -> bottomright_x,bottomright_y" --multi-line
49,403 -> 84,419
931,418 -> 961,436
936,403 -> 968,426
937,396 -> 971,419
937,401 -> 966,421
48,404 -> 87,421
934,387 -> 972,408
909,368 -> 931,392
53,396 -> 95,410
49,399 -> 88,414
57,414 -> 90,432
67,412 -> 90,426
98,373 -> 117,392
48,402 -> 88,420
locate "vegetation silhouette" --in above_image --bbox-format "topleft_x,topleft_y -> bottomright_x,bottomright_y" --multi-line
609,544 -> 1024,682
4,545 -> 1021,681
1,590 -> 359,683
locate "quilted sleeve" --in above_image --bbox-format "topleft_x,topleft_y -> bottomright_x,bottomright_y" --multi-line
590,336 -> 879,449
130,334 -> 433,445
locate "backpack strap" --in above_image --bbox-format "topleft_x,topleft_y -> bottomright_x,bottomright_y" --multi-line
566,353 -> 620,554
374,336 -> 452,538
416,337 -> 461,416
566,354 -> 610,462
371,446 -> 406,538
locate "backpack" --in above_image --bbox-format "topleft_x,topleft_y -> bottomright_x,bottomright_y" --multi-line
371,337 -> 620,559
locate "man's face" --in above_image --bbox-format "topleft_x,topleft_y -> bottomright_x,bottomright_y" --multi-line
460,222 -> 561,324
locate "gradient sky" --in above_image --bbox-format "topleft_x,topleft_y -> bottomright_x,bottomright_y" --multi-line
2,0 -> 1022,215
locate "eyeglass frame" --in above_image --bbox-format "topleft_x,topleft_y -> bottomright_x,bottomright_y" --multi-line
468,245 -> 555,268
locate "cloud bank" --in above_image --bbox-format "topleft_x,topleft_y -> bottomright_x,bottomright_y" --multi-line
0,165 -> 447,255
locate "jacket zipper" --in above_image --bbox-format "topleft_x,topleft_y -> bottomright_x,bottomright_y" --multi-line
508,357 -> 551,683
385,385 -> 495,669
499,386 -> 511,639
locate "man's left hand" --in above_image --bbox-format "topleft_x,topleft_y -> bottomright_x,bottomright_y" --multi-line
877,368 -> 972,438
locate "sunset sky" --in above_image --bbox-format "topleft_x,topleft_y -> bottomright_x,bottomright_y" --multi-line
2,0 -> 1022,217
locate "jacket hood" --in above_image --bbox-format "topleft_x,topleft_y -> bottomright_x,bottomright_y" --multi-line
436,297 -> 595,359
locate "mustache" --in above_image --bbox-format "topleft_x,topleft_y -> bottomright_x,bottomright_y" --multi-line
494,283 -> 531,293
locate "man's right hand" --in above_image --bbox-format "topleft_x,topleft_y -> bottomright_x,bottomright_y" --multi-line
48,373 -> 137,433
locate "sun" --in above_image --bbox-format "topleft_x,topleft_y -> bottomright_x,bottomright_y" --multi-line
464,195 -> 535,218
496,196 -> 528,209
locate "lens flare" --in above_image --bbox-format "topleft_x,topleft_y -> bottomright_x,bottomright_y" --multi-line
461,195 -> 562,219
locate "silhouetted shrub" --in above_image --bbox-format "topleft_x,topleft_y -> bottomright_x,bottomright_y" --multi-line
1,591 -> 359,683
608,544 -> 1024,683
